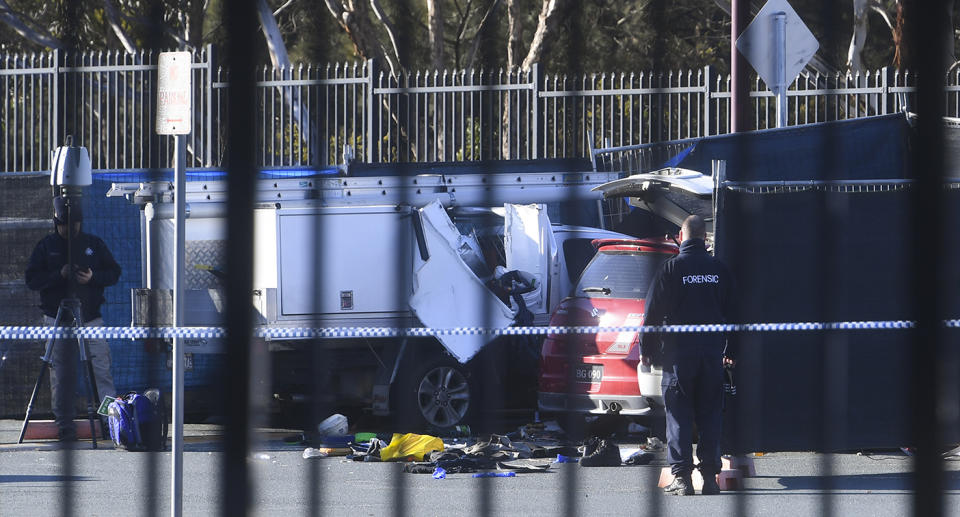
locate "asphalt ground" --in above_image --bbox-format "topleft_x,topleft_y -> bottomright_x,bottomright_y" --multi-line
2,420 -> 960,516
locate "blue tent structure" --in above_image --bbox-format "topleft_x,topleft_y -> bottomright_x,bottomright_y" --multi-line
656,113 -> 959,452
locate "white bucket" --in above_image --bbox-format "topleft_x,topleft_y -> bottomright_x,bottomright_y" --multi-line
316,413 -> 349,437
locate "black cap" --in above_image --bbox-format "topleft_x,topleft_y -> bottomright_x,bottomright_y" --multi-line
53,196 -> 82,224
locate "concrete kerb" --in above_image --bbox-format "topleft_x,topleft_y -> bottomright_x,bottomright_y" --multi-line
0,419 -> 301,453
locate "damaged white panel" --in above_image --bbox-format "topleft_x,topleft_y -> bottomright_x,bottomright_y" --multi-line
504,204 -> 555,316
417,201 -> 488,277
410,200 -> 515,363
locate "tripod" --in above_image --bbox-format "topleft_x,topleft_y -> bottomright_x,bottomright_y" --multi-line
18,298 -> 102,448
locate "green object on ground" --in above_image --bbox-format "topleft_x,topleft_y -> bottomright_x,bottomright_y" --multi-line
354,432 -> 377,442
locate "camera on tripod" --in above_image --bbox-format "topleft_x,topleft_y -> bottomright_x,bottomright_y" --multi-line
18,137 -> 105,447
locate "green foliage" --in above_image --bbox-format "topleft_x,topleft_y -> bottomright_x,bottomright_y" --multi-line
0,0 -> 949,73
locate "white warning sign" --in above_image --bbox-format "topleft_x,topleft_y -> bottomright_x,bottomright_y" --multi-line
156,52 -> 192,135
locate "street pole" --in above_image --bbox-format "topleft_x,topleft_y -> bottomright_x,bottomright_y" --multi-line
775,12 -> 787,128
731,0 -> 751,133
172,134 -> 186,517
156,50 -> 191,517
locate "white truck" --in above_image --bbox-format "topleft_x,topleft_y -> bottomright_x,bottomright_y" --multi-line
107,160 -> 631,428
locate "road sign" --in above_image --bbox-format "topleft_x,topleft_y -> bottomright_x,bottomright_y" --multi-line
156,52 -> 192,135
735,0 -> 818,94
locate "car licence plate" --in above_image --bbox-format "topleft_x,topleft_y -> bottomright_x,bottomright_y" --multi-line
575,364 -> 603,383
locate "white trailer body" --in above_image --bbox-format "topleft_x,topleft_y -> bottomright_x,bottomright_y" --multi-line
108,165 -> 630,426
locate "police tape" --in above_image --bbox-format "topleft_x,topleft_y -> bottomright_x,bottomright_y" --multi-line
0,319 -> 958,340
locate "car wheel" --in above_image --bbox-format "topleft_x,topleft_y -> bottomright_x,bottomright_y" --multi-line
396,356 -> 475,431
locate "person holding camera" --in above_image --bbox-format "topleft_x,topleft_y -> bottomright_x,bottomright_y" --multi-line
25,196 -> 121,442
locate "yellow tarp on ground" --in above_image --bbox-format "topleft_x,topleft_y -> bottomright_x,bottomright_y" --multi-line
380,433 -> 444,461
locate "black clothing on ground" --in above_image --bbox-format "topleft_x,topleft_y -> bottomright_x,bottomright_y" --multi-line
25,230 -> 121,322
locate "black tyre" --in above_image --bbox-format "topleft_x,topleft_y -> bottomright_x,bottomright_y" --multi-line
395,355 -> 475,431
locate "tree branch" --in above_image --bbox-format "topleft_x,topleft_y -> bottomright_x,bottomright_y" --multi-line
323,0 -> 398,75
427,0 -> 445,69
507,0 -> 521,69
520,0 -> 565,72
465,0 -> 501,70
0,0 -> 62,49
257,0 -> 290,69
847,0 -> 870,72
101,0 -> 137,53
369,0 -> 403,68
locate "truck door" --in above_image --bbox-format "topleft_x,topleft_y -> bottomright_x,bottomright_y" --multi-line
503,204 -> 555,318
409,201 -> 515,363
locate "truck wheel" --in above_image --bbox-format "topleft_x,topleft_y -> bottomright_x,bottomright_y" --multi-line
396,356 -> 475,430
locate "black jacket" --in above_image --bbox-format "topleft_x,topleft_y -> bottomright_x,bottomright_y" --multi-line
25,230 -> 121,322
640,238 -> 736,359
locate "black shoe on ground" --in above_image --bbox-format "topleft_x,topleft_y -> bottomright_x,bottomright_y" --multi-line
700,473 -> 721,495
663,475 -> 694,495
580,439 -> 621,467
580,436 -> 601,457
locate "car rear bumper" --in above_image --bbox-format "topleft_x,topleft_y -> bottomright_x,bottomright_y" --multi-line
538,392 -> 656,416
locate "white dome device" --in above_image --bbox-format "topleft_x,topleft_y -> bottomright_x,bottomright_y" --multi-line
50,136 -> 92,195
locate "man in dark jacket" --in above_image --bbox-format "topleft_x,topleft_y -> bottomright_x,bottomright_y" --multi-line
640,214 -> 736,495
25,197 -> 121,441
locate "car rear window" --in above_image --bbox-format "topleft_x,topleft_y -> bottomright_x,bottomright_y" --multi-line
562,238 -> 600,285
574,251 -> 672,299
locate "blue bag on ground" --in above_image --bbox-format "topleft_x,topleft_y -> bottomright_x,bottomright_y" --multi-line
108,388 -> 168,451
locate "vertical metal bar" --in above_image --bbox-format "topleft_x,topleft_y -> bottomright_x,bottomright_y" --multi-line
704,65 -> 712,137
122,52 -> 127,168
687,70 -> 692,138
601,73 -> 608,150
139,50 -> 145,168
284,63 -> 289,165
4,55 -> 9,171
365,58 -> 375,163
4,55 -> 9,172
109,51 -> 115,168
462,69 -> 468,160
775,11 -> 787,128
590,74 -> 596,153
29,53 -> 35,171
171,134 -> 186,517
643,72 -> 649,144
13,55 -> 19,171
532,63 -> 540,159
731,0 -> 750,132
271,66 -> 277,166
206,45 -> 214,166
260,66 -> 266,166
911,3 -> 947,516
222,1 -> 257,515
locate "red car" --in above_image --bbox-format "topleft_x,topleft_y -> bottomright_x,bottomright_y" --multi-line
538,237 -> 678,419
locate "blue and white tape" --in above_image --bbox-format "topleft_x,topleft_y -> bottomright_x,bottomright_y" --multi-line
0,319 -> 957,340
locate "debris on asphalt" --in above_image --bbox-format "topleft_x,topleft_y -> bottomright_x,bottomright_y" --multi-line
623,450 -> 655,465
302,447 -> 328,459
380,433 -> 444,461
642,437 -> 664,452
579,438 -> 621,467
472,471 -> 515,478
298,417 -> 665,476
316,414 -> 349,438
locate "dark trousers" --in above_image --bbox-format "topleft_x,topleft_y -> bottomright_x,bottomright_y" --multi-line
46,316 -> 115,439
662,344 -> 724,476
